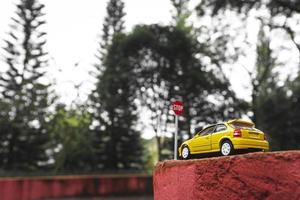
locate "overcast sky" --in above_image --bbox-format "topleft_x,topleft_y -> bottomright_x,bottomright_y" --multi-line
0,0 -> 298,101
0,0 -> 257,104
0,0 -> 281,104
0,0 -> 175,105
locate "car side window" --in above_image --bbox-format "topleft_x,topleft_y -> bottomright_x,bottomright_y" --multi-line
215,124 -> 227,133
200,126 -> 215,136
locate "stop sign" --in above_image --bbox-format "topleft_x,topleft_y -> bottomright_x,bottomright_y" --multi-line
172,100 -> 184,116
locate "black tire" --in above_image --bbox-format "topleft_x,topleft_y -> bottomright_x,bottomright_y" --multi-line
181,145 -> 190,159
220,140 -> 233,156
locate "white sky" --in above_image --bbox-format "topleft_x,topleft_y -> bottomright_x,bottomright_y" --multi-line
0,0 -> 173,105
0,0 -> 299,138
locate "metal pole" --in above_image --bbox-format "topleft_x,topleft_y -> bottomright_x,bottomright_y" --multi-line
157,114 -> 161,135
174,115 -> 178,160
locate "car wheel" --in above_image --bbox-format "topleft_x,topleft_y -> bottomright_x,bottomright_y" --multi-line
221,140 -> 233,156
181,146 -> 190,159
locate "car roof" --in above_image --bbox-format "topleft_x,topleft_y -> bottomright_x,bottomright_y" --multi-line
201,119 -> 253,131
199,119 -> 254,131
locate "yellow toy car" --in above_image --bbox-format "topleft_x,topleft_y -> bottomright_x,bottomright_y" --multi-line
179,119 -> 269,159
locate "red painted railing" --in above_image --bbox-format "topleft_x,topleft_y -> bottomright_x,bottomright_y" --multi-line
0,174 -> 152,200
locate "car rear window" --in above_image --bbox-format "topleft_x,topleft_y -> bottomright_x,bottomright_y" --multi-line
229,122 -> 254,129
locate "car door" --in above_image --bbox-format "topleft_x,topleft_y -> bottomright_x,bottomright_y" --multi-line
211,124 -> 228,150
190,126 -> 215,153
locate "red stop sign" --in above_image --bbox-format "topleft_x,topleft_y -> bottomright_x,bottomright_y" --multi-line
172,101 -> 184,116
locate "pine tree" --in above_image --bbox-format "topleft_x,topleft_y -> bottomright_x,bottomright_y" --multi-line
90,0 -> 144,170
252,25 -> 294,150
286,75 -> 300,150
96,0 -> 126,66
90,34 -> 144,170
252,25 -> 276,124
0,0 -> 53,171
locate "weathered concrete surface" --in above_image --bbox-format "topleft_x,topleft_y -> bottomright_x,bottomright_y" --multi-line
154,151 -> 300,200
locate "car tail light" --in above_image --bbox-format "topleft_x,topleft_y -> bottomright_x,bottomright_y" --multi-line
233,129 -> 242,137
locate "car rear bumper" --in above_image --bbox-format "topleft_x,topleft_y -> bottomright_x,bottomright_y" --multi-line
232,138 -> 269,150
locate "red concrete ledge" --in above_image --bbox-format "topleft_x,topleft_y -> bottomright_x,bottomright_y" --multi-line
0,174 -> 152,200
153,151 -> 300,200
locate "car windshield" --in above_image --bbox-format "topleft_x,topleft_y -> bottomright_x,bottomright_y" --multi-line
230,122 -> 254,129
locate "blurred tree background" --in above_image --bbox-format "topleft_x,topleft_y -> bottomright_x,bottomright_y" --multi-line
89,0 -> 145,171
196,0 -> 300,150
47,104 -> 93,173
0,0 -> 54,171
0,0 -> 299,175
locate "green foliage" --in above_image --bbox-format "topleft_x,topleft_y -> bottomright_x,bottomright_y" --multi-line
90,33 -> 145,170
286,77 -> 300,150
256,86 -> 292,150
142,138 -> 158,173
0,0 -> 54,171
197,0 -> 300,16
97,0 -> 126,66
197,0 -> 300,52
171,0 -> 189,17
199,0 -> 300,151
260,75 -> 300,150
252,25 -> 299,150
104,24 -> 245,160
90,0 -> 145,170
47,105 -> 93,172
252,25 -> 276,123
171,0 -> 191,26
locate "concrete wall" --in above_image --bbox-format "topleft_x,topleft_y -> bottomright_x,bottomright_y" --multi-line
154,151 -> 300,200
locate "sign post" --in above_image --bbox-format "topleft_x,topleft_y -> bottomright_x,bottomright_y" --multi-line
174,114 -> 178,160
172,100 -> 184,160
